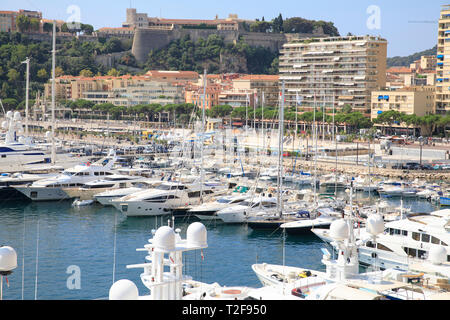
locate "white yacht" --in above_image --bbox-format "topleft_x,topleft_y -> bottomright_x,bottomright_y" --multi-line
94,179 -> 163,206
14,150 -> 118,201
111,181 -> 228,217
188,194 -> 251,221
0,167 -> 62,201
313,209 -> 450,271
64,174 -> 146,201
0,111 -> 51,167
216,196 -> 278,224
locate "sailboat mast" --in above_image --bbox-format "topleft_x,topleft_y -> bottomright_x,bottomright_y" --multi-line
51,21 -> 56,165
200,69 -> 206,203
278,81 -> 285,218
22,57 -> 30,136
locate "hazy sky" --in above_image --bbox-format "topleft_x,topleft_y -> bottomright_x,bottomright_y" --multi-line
2,0 -> 446,57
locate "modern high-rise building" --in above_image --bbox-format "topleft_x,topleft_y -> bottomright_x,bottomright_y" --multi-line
279,35 -> 388,115
436,4 -> 450,114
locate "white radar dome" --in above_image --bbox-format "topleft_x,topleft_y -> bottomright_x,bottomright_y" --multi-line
429,246 -> 447,265
6,111 -> 13,119
366,214 -> 385,236
329,219 -> 349,241
13,112 -> 21,121
109,279 -> 139,300
187,222 -> 207,248
153,226 -> 176,251
0,246 -> 18,273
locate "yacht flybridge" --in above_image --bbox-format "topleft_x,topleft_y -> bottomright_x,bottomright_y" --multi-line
14,150 -> 118,201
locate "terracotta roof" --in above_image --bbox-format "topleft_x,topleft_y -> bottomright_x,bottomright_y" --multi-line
146,70 -> 199,79
235,74 -> 279,81
386,67 -> 413,74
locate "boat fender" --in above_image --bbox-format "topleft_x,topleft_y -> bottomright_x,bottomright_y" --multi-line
371,253 -> 377,259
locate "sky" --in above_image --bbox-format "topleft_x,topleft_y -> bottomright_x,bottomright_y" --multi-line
1,0 -> 446,57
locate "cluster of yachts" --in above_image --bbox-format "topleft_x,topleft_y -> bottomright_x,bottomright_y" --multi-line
103,206 -> 450,301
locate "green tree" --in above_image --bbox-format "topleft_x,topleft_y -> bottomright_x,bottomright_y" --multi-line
30,18 -> 40,32
16,15 -> 30,33
107,68 -> 121,77
37,68 -> 49,81
272,14 -> 284,33
7,69 -> 20,82
79,69 -> 93,77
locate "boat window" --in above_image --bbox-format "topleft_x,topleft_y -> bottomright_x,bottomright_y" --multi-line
421,234 -> 430,243
389,228 -> 394,235
402,230 -> 408,236
448,256 -> 450,263
90,184 -> 115,189
203,190 -> 214,195
366,241 -> 376,248
431,236 -> 440,245
217,199 -> 232,204
262,202 -> 277,208
188,191 -> 201,198
157,185 -> 172,191
94,172 -> 100,176
145,197 -> 168,203
412,232 -> 420,241
377,243 -> 393,252
119,183 -> 127,188
418,250 -> 427,259
394,229 -> 401,236
404,247 -> 417,258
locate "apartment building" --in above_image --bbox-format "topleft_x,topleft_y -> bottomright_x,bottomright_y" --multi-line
371,86 -> 435,121
279,35 -> 387,114
410,55 -> 437,72
0,11 -> 17,32
436,4 -> 450,114
185,84 -> 221,110
232,75 -> 280,107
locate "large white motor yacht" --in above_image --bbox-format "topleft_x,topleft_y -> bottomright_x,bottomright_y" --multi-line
14,150 -> 118,201
111,181 -> 228,217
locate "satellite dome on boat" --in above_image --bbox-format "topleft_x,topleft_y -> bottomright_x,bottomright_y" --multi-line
428,246 -> 447,265
13,112 -> 21,121
154,226 -> 176,251
187,222 -> 207,248
109,279 -> 139,300
366,214 -> 385,236
0,246 -> 17,274
6,111 -> 13,119
329,219 -> 349,241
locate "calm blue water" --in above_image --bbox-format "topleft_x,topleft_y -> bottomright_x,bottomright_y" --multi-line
0,193 -> 439,300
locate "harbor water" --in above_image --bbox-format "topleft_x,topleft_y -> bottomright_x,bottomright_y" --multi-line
0,192 -> 439,300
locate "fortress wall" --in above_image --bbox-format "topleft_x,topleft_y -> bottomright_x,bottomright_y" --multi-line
132,28 -> 323,64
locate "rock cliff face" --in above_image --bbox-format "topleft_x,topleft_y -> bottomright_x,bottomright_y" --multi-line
219,52 -> 248,73
132,27 -> 321,63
